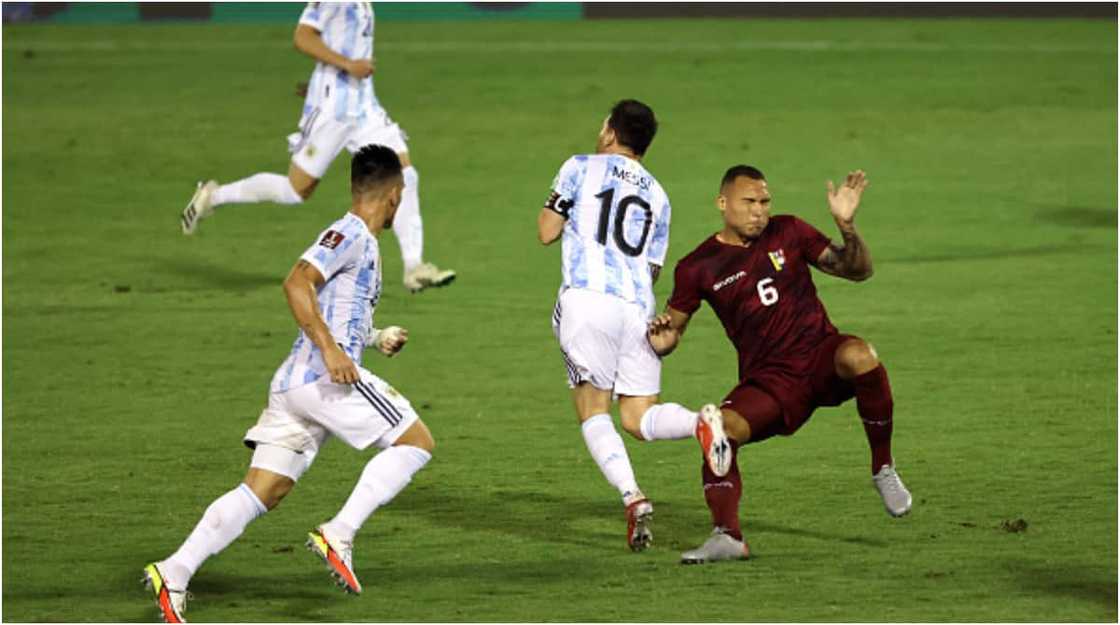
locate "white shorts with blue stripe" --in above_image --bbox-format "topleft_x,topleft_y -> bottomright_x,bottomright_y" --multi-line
245,366 -> 419,461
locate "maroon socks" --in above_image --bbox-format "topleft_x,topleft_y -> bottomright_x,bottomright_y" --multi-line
854,364 -> 894,474
701,441 -> 743,540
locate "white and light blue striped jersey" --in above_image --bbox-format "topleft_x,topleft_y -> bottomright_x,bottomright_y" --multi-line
546,154 -> 671,314
271,212 -> 382,393
298,2 -> 379,123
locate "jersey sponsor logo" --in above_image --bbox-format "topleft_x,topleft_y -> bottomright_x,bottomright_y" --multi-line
319,230 -> 346,249
768,249 -> 786,271
713,270 -> 747,292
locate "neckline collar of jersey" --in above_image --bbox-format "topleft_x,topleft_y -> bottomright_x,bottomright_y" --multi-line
344,210 -> 375,238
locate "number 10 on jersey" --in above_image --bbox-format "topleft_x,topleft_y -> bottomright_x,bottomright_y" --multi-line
593,188 -> 652,257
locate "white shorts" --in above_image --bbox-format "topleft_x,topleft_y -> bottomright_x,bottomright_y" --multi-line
244,367 -> 419,463
551,288 -> 661,397
287,107 -> 409,179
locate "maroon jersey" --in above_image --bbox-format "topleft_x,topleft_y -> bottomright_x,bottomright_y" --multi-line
668,215 -> 837,384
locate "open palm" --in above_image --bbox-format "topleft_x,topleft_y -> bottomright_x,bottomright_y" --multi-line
826,170 -> 869,224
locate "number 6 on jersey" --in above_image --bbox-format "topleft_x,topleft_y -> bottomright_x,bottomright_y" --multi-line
757,277 -> 779,306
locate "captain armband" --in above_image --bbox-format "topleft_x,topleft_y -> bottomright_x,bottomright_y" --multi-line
544,191 -> 574,220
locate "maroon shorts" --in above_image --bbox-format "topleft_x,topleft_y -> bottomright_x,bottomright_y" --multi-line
722,333 -> 858,441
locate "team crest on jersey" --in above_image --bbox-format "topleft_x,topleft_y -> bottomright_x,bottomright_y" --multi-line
319,230 -> 345,249
305,144 -> 317,158
768,249 -> 786,271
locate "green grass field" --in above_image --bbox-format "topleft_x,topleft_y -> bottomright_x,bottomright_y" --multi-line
2,16 -> 1117,622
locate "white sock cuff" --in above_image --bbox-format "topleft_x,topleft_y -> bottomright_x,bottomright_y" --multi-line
639,406 -> 658,441
278,178 -> 302,204
392,444 -> 432,470
581,413 -> 613,434
238,483 -> 268,517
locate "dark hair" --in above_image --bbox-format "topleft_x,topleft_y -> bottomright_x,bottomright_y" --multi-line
351,144 -> 403,194
607,99 -> 658,156
720,165 -> 766,190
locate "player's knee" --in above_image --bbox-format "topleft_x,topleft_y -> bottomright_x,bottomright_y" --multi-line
395,420 -> 435,453
722,409 -> 752,443
244,472 -> 294,510
836,339 -> 879,379
290,180 -> 314,201
619,412 -> 645,440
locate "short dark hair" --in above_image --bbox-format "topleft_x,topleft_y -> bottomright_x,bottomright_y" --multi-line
607,99 -> 658,156
351,144 -> 403,195
720,165 -> 766,190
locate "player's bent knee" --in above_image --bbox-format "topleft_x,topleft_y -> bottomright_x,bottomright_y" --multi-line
619,414 -> 644,440
394,420 -> 435,453
247,444 -> 308,509
243,465 -> 296,510
836,339 -> 879,379
721,409 -> 752,443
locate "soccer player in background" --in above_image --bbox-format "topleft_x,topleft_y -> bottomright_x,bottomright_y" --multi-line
648,166 -> 912,564
145,146 -> 435,623
537,100 -> 731,552
180,2 -> 455,294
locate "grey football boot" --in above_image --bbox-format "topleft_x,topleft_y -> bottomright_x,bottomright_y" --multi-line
872,464 -> 912,517
680,528 -> 750,564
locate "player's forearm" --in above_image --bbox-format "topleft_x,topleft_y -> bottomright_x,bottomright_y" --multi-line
293,26 -> 355,71
834,221 -> 874,281
283,279 -> 338,353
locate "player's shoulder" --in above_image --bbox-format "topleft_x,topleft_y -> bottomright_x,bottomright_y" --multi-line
767,214 -> 811,237
675,234 -> 722,270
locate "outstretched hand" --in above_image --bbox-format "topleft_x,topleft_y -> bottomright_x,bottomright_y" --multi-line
378,326 -> 409,357
646,313 -> 678,356
826,170 -> 869,226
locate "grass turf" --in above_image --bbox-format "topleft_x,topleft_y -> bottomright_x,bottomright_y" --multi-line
2,16 -> 1116,622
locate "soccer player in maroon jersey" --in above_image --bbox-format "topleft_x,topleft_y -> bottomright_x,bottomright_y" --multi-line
647,165 -> 911,564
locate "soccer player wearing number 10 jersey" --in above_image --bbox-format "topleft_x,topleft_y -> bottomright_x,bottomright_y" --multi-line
648,166 -> 912,564
537,100 -> 731,553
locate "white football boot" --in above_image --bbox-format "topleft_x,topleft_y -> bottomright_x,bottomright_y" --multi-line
306,526 -> 362,594
680,528 -> 751,565
142,563 -> 190,623
403,262 -> 456,293
872,463 -> 912,517
696,404 -> 733,477
181,180 -> 217,235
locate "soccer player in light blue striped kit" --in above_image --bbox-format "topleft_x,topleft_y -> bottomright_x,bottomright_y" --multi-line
538,100 -> 731,552
180,2 -> 455,293
146,146 -> 434,622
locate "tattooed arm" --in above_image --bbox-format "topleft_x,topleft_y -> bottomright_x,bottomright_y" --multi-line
816,170 -> 874,282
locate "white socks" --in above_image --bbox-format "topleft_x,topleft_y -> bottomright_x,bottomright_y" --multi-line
211,173 -> 302,208
392,166 -> 424,272
162,483 -> 267,589
322,445 -> 432,543
639,403 -> 699,441
581,414 -> 641,502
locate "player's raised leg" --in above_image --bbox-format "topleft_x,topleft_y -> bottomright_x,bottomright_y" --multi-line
310,416 -> 434,595
392,152 -> 455,292
143,447 -> 302,621
180,165 -> 309,236
834,338 -> 911,517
